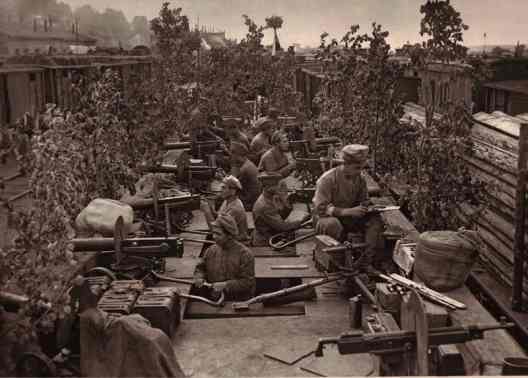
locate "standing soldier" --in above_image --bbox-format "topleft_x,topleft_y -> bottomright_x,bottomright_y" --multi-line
230,142 -> 261,211
313,144 -> 385,269
258,131 -> 297,178
194,214 -> 256,301
252,173 -> 310,247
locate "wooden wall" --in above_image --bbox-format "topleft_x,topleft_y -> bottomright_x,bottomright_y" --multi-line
457,112 -> 528,297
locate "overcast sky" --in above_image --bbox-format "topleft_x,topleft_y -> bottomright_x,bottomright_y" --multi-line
62,0 -> 527,48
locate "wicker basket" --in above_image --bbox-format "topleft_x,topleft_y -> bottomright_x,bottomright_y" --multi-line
414,230 -> 480,292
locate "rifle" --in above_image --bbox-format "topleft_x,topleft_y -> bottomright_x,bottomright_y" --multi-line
378,273 -> 467,310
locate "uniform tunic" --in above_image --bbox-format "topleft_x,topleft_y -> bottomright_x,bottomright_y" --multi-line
313,166 -> 384,264
194,240 -> 255,301
218,198 -> 250,243
250,132 -> 272,164
229,131 -> 250,150
231,159 -> 261,211
258,147 -> 294,178
252,193 -> 301,247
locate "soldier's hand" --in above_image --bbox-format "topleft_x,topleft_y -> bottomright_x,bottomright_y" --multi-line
212,281 -> 227,292
194,278 -> 205,288
350,205 -> 368,218
200,200 -> 211,212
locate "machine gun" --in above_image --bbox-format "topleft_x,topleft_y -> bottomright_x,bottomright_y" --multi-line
289,136 -> 342,158
140,163 -> 217,183
316,321 -> 514,357
163,139 -> 223,160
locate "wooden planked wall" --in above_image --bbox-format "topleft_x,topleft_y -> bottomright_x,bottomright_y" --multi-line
457,111 -> 528,297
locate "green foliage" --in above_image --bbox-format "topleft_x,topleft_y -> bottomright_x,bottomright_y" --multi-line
419,0 -> 469,63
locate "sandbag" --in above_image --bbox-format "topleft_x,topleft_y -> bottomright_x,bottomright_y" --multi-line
75,199 -> 134,236
414,230 -> 481,292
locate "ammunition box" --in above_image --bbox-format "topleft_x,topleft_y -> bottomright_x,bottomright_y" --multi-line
133,287 -> 180,337
97,280 -> 144,316
314,234 -> 343,272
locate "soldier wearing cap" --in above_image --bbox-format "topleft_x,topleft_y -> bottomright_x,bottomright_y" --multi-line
252,173 -> 310,247
258,131 -> 297,178
313,144 -> 385,268
194,213 -> 255,301
250,116 -> 275,165
230,142 -> 261,211
201,175 -> 250,243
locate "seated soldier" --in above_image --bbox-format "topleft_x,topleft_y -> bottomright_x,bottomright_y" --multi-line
258,131 -> 296,178
188,107 -> 228,157
313,144 -> 385,269
252,173 -> 310,247
193,213 -> 256,301
201,175 -> 250,243
230,142 -> 261,211
224,118 -> 250,150
250,116 -> 274,165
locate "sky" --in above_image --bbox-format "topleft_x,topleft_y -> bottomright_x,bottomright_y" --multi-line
62,0 -> 528,48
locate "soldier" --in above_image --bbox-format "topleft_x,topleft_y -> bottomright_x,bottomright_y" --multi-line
258,131 -> 297,178
250,116 -> 274,164
201,175 -> 250,243
193,213 -> 256,301
313,144 -> 385,269
224,118 -> 250,150
252,173 -> 310,247
230,142 -> 261,211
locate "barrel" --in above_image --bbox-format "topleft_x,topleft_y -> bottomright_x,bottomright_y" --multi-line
414,230 -> 481,292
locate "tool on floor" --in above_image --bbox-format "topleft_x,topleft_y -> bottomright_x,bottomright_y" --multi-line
232,275 -> 342,311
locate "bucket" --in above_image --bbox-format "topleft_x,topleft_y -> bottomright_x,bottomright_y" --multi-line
502,357 -> 528,375
414,230 -> 480,292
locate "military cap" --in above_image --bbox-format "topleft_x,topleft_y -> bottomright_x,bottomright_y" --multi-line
211,213 -> 239,237
230,141 -> 249,156
254,116 -> 273,131
257,173 -> 283,188
271,130 -> 287,145
341,144 -> 369,161
222,175 -> 242,191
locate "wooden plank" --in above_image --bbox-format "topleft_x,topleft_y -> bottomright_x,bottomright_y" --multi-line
370,197 -> 419,240
255,257 -> 324,278
165,256 -> 324,279
445,284 -> 526,375
300,345 -> 376,377
251,246 -> 298,257
184,301 -> 305,318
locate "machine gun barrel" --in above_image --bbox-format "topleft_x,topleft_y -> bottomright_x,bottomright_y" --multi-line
317,322 -> 515,356
123,194 -> 200,211
71,236 -> 213,254
163,141 -> 191,150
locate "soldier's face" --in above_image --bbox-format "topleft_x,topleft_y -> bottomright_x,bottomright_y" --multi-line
342,158 -> 365,177
220,183 -> 234,199
212,225 -> 229,246
279,136 -> 290,152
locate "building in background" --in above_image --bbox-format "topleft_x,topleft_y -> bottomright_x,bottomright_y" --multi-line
481,80 -> 528,115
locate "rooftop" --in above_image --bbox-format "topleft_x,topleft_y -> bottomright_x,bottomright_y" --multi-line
0,24 -> 97,44
483,80 -> 528,95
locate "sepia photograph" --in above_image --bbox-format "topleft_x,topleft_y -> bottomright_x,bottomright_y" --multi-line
1,0 -> 528,376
